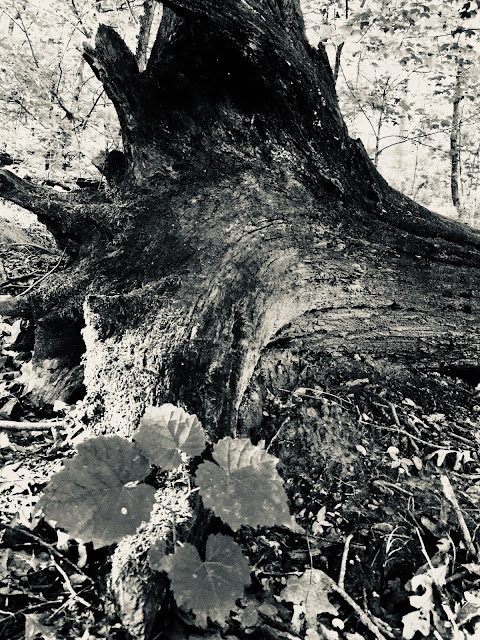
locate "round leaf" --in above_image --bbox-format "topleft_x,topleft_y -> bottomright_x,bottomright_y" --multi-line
38,436 -> 155,548
134,404 -> 206,469
159,534 -> 250,626
196,437 -> 291,531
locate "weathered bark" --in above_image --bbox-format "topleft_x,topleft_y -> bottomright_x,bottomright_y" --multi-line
1,0 -> 480,636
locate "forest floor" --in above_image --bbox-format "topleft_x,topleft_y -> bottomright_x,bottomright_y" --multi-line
1,211 -> 480,640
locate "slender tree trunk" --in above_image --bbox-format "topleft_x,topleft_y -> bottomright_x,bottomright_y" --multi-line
333,41 -> 344,83
333,0 -> 347,82
451,56 -> 466,219
135,0 -> 160,71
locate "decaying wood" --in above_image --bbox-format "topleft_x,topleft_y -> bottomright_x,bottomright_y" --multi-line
0,1 -> 479,637
0,294 -> 31,317
0,242 -> 60,255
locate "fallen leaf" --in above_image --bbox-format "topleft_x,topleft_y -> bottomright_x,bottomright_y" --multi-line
282,569 -> 339,630
24,614 -> 57,640
402,609 -> 431,640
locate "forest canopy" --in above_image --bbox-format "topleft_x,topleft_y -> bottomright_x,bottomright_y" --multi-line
1,0 -> 480,223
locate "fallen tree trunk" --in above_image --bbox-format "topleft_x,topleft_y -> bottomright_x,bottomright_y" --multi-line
0,0 -> 479,637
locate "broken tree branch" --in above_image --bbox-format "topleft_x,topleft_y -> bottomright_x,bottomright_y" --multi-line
0,420 -> 64,431
0,170 -> 66,219
0,170 -> 112,249
83,24 -> 140,128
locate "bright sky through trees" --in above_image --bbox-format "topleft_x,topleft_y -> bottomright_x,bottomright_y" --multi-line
1,0 -> 479,223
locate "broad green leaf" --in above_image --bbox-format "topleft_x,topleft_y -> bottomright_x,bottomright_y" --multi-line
159,534 -> 250,626
195,437 -> 291,531
38,436 -> 155,548
134,404 -> 206,469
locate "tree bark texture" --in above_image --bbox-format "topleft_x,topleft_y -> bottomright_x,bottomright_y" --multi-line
0,0 -> 478,430
0,1 -> 480,636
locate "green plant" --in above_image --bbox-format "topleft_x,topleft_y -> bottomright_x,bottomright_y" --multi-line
38,403 -> 294,626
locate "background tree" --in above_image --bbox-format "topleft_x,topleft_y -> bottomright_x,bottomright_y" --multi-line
0,0 -> 480,637
0,0 -> 142,183
304,0 -> 480,223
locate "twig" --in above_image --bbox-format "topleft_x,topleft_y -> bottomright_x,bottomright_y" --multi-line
49,553 -> 91,608
266,418 -> 289,452
388,402 -> 401,427
306,534 -> 313,570
373,479 -> 414,497
338,534 -> 353,590
321,570 -> 393,640
0,242 -> 59,255
0,599 -> 62,621
2,270 -> 40,283
18,249 -> 66,297
373,424 -> 443,448
278,387 -> 353,406
446,431 -> 478,447
415,527 -> 439,578
0,420 -> 64,431
319,391 -> 354,405
445,570 -> 469,584
440,474 -> 477,557
5,527 -> 93,582
258,622 -> 302,639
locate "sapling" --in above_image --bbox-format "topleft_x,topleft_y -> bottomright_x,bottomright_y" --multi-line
38,403 -> 294,626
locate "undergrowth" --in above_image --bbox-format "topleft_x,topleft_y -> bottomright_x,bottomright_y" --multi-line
36,401 -> 480,640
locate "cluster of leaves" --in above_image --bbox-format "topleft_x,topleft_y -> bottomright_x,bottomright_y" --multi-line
4,342 -> 480,638
38,403 -> 296,626
302,0 -> 480,220
1,0 -> 480,220
0,0 -> 147,182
